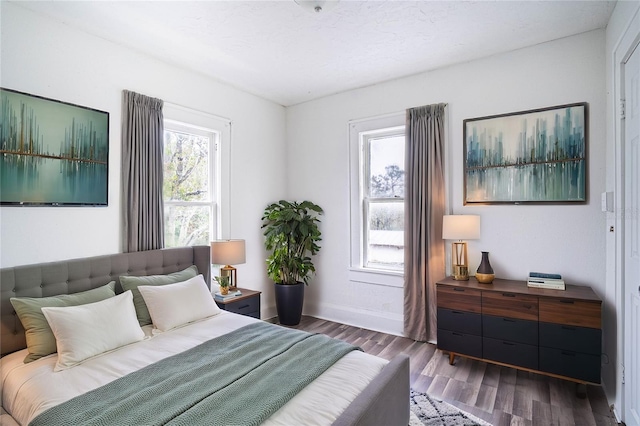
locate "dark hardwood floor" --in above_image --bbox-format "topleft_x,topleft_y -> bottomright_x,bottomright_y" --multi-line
288,316 -> 618,426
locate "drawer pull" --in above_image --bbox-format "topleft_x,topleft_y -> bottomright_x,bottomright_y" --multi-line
559,300 -> 575,304
453,288 -> 465,292
451,310 -> 464,315
237,304 -> 250,310
523,305 -> 532,310
561,325 -> 576,331
502,293 -> 516,297
452,332 -> 463,336
561,351 -> 576,356
502,342 -> 515,346
502,318 -> 516,322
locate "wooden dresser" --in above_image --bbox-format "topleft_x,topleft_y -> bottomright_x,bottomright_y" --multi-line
436,276 -> 602,384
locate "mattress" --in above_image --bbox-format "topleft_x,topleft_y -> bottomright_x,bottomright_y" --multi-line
1,311 -> 387,426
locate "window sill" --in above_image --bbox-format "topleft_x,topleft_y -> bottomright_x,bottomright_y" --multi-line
348,268 -> 404,288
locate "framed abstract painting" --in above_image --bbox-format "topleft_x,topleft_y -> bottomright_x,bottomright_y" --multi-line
463,103 -> 587,204
0,88 -> 109,206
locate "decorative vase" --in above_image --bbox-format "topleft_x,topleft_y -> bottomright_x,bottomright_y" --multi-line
476,251 -> 495,284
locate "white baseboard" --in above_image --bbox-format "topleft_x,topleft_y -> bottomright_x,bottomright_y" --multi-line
260,306 -> 278,322
611,405 -> 622,424
600,381 -> 621,424
302,301 -> 405,337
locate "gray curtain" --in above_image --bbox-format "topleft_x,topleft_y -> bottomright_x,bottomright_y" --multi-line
121,90 -> 165,252
404,103 -> 446,342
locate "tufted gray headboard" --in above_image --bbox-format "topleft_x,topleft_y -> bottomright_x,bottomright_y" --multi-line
0,246 -> 211,356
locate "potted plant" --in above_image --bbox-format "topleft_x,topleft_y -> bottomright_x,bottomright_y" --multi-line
261,200 -> 323,325
214,276 -> 230,295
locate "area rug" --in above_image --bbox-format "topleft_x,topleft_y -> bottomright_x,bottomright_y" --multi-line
409,390 -> 493,426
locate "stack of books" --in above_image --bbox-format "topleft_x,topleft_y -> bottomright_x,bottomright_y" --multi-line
527,272 -> 565,290
213,290 -> 242,302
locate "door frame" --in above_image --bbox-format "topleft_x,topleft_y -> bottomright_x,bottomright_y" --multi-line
614,6 -> 640,422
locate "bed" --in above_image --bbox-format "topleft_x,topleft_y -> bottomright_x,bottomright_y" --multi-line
0,246 -> 409,426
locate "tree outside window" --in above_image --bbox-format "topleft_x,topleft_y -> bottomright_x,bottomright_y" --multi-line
163,124 -> 218,247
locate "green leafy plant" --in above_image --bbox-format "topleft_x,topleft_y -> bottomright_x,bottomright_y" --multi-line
214,276 -> 229,288
261,200 -> 323,285
214,276 -> 230,294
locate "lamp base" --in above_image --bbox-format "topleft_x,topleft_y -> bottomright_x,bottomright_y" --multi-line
452,265 -> 469,281
220,265 -> 238,291
451,242 -> 469,281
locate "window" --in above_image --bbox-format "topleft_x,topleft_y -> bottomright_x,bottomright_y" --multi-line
163,121 -> 218,247
363,128 -> 405,270
349,113 -> 405,278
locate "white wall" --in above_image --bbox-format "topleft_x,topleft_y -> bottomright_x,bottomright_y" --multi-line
0,3 -> 287,317
604,0 -> 640,418
287,27 -> 608,370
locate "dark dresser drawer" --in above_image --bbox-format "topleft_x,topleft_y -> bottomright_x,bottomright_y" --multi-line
437,285 -> 482,313
437,308 -> 481,335
539,347 -> 601,383
483,337 -> 538,370
539,322 -> 601,355
437,329 -> 482,358
216,295 -> 260,318
539,298 -> 601,329
483,314 -> 538,345
482,291 -> 538,321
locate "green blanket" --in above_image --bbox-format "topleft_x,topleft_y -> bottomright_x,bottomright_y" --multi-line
29,322 -> 359,426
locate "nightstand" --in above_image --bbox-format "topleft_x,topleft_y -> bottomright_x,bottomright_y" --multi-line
214,288 -> 261,319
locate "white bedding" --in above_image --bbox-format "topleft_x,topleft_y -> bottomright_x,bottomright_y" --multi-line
1,311 -> 387,426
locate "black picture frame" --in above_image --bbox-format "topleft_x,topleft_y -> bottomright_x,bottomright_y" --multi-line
0,88 -> 109,206
463,102 -> 588,205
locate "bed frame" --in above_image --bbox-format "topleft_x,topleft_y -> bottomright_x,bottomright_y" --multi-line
0,246 -> 409,426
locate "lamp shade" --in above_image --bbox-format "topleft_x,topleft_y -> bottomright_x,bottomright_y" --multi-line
211,240 -> 246,265
442,215 -> 480,240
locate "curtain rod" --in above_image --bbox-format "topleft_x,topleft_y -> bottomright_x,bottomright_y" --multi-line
407,102 -> 448,110
349,103 -> 448,123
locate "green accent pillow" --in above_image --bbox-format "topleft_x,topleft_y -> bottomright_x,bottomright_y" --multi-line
120,266 -> 199,327
10,282 -> 116,363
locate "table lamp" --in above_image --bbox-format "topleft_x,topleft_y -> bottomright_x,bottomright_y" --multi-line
442,215 -> 480,281
211,239 -> 246,290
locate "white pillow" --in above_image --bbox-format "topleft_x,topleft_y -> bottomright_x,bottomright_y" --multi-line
41,290 -> 144,371
138,274 -> 220,332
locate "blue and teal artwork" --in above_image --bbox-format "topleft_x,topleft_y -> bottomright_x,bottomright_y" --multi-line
464,103 -> 587,204
0,88 -> 109,206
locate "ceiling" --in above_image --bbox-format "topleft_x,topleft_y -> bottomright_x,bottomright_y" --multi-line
13,0 -> 617,106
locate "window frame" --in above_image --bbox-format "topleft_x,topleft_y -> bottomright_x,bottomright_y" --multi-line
348,113 -> 405,287
162,103 -> 231,247
361,126 -> 405,271
162,120 -> 219,247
